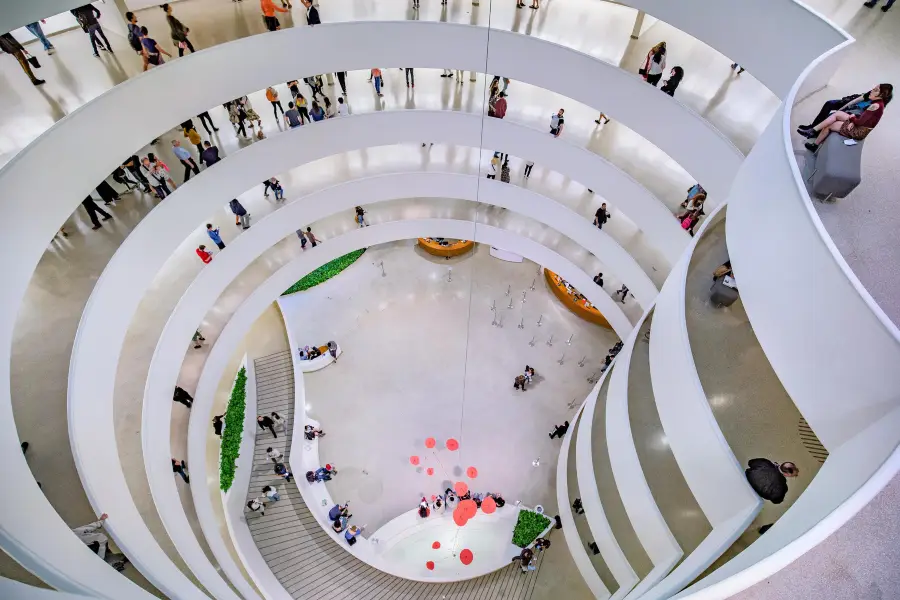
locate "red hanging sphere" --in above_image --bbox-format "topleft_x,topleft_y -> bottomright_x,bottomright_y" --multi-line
460,549 -> 474,565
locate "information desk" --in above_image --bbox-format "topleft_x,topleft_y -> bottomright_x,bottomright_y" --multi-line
544,269 -> 611,329
417,238 -> 475,258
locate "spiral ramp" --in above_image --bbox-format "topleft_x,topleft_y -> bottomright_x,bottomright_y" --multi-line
1,2 -> 898,600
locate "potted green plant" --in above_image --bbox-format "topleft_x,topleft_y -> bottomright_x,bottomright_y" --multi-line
219,367 -> 247,492
282,249 -> 366,295
511,508 -> 552,548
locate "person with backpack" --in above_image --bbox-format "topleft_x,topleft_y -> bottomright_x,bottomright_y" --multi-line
71,4 -> 112,57
125,12 -> 148,69
162,4 -> 194,56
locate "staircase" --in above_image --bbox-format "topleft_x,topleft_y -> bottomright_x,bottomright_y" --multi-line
246,350 -> 547,599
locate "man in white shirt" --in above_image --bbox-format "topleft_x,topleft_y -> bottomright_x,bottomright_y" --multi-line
267,447 -> 283,462
337,96 -> 350,117
72,513 -> 129,570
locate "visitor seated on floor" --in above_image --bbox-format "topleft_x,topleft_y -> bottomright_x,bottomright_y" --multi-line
298,345 -> 327,360
344,525 -> 363,546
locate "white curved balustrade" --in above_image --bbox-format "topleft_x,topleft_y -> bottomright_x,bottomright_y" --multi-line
604,317 -> 682,598
70,110 -> 649,597
556,393 -> 609,599
575,375 -> 638,599
643,203 -> 761,598
626,0 -> 851,98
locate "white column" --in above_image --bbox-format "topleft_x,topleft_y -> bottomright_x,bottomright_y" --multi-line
630,10 -> 645,40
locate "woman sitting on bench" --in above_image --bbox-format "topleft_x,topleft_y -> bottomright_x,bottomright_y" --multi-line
799,83 -> 892,152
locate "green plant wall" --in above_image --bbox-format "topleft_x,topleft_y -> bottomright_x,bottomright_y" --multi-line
219,366 -> 247,492
511,509 -> 552,548
281,248 -> 366,296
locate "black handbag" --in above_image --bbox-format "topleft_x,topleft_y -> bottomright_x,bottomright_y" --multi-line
638,68 -> 646,76
26,53 -> 40,69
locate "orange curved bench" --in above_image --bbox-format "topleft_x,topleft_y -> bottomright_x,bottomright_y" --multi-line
417,238 -> 475,258
544,269 -> 611,329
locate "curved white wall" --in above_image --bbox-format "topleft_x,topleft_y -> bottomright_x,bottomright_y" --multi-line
626,0 -> 851,98
575,376 -> 639,598
557,397 -> 610,599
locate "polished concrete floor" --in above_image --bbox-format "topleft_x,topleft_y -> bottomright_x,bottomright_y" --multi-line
566,382 -> 618,595
281,242 -> 618,532
627,312 -> 713,557
589,373 -> 653,578
684,218 -> 821,576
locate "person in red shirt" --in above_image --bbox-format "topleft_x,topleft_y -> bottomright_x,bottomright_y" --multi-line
196,245 -> 213,264
490,92 -> 507,119
801,83 -> 892,152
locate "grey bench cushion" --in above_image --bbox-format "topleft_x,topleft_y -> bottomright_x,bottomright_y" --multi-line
811,133 -> 863,199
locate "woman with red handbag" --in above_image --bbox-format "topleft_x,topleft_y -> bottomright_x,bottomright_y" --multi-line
0,33 -> 44,86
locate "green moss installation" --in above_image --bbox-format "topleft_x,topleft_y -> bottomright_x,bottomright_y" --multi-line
281,248 -> 367,296
511,509 -> 552,548
219,367 -> 247,492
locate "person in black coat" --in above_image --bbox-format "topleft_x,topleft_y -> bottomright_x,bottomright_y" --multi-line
95,181 -> 121,205
212,415 -> 224,437
258,415 -> 277,437
549,421 -> 569,439
173,386 -> 193,408
303,0 -> 321,25
745,458 -> 799,504
81,196 -> 112,230
660,66 -> 684,97
594,203 -> 610,230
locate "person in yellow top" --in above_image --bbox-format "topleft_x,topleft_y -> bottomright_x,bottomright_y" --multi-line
182,121 -> 203,155
266,86 -> 284,119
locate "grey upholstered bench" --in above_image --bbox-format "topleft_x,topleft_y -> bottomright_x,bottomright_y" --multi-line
808,134 -> 864,202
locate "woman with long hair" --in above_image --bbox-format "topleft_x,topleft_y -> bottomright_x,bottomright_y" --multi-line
640,42 -> 667,86
660,66 -> 684,97
800,83 -> 892,152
